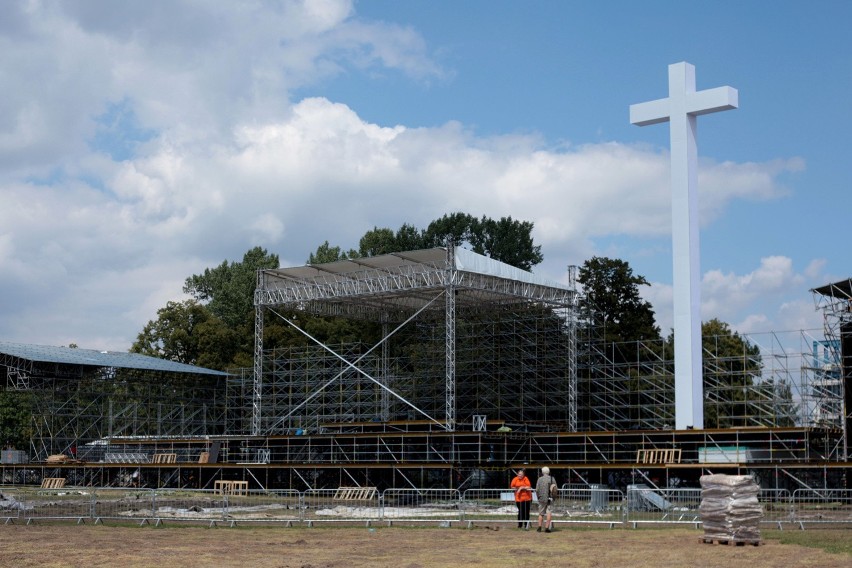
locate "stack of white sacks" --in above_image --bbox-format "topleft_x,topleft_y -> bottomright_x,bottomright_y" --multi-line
699,474 -> 763,541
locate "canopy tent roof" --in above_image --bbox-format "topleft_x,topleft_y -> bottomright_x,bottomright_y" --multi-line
255,247 -> 576,320
811,278 -> 852,299
0,341 -> 229,376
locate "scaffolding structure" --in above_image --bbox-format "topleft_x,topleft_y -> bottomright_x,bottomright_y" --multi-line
249,248 -> 843,440
3,256 -> 849,491
0,346 -> 228,462
809,278 -> 852,460
577,329 -> 829,433
250,247 -> 579,436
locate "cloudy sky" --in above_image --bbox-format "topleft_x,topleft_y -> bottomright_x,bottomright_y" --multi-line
1,0 -> 849,351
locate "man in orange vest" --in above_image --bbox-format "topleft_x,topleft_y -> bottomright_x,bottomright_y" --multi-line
510,468 -> 532,529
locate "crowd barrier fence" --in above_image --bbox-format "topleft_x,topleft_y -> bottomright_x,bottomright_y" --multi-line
1,485 -> 850,528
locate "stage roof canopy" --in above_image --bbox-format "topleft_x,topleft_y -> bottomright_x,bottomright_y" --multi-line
255,246 -> 576,320
811,278 -> 852,299
0,341 -> 229,376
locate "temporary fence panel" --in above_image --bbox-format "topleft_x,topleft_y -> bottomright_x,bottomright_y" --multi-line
225,489 -> 301,525
8,484 -> 852,530
14,488 -> 93,523
302,488 -> 380,525
381,489 -> 462,525
792,489 -> 852,527
92,489 -> 157,524
758,488 -> 792,527
0,487 -> 26,523
461,489 -> 526,526
151,489 -> 227,525
625,486 -> 701,527
551,487 -> 625,527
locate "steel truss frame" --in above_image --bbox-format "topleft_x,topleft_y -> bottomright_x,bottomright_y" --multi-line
252,247 -> 579,434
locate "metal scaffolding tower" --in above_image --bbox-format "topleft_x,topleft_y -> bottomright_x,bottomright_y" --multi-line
577,329 -> 813,432
810,278 -> 852,460
251,247 -> 579,434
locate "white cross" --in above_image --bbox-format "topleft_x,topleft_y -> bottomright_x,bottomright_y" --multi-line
630,62 -> 738,430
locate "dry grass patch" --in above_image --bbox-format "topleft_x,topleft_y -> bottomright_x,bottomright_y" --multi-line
0,524 -> 849,568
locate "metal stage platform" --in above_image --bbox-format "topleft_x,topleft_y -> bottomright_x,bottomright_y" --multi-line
2,424 -> 847,492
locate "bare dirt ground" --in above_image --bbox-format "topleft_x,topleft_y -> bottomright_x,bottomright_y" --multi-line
0,524 -> 849,568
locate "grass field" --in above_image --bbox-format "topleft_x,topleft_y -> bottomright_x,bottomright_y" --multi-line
0,524 -> 849,568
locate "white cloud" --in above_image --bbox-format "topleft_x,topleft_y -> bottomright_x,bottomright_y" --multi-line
643,256 -> 826,339
0,0 -> 441,178
702,256 -> 795,318
0,2 -> 823,351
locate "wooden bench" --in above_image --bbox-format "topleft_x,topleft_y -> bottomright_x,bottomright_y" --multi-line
41,477 -> 66,489
636,448 -> 682,464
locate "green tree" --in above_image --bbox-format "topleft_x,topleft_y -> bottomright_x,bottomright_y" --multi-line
183,246 -> 280,329
308,241 -> 357,264
393,223 -> 426,252
309,213 -> 543,270
135,246 -> 278,370
131,299 -> 238,369
359,227 -> 397,257
403,212 -> 543,270
423,212 -> 476,247
471,216 -> 543,271
575,257 -> 664,429
577,256 -> 661,346
0,390 -> 34,450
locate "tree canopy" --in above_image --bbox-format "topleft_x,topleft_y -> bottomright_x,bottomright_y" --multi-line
577,256 -> 661,346
132,247 -> 280,369
308,212 -> 544,271
183,246 -> 279,329
131,299 -> 239,369
0,390 -> 34,450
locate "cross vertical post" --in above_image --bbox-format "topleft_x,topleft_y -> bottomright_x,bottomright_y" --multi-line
630,62 -> 738,430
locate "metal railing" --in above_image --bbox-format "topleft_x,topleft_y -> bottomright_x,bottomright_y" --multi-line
791,488 -> 852,528
555,487 -> 625,527
302,488 -> 380,526
625,487 -> 702,527
1,485 -> 851,528
759,488 -> 793,527
460,489 -> 525,526
381,489 -> 461,525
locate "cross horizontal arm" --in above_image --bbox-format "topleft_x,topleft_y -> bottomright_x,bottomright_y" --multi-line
630,98 -> 671,126
686,86 -> 738,116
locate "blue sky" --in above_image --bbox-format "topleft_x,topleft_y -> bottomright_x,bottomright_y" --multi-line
0,0 -> 849,350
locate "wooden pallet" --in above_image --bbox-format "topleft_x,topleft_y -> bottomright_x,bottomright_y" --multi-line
333,487 -> 378,500
41,478 -> 66,489
152,453 -> 177,464
636,448 -> 682,464
700,536 -> 763,547
214,480 -> 248,495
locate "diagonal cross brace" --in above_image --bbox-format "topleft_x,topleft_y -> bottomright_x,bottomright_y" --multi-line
265,292 -> 447,432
